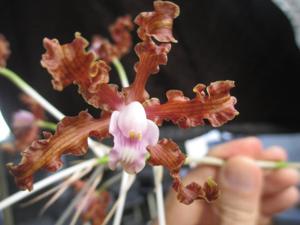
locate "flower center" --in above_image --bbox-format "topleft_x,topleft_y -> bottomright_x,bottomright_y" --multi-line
108,101 -> 159,174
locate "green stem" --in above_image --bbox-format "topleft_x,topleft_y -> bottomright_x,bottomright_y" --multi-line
0,67 -> 64,120
112,58 -> 129,88
36,120 -> 57,131
97,155 -> 109,165
0,67 -> 30,90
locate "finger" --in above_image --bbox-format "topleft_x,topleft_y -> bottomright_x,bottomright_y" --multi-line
261,186 -> 300,216
263,168 -> 299,196
216,156 -> 263,225
165,166 -> 217,225
258,146 -> 287,161
210,137 -> 263,159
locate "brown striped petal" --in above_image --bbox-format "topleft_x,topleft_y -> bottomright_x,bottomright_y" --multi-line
145,80 -> 239,128
124,39 -> 171,102
124,1 -> 179,103
135,1 -> 179,43
41,33 -> 124,111
147,139 -> 219,204
7,111 -> 110,191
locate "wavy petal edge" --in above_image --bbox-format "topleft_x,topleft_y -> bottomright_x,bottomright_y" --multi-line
147,139 -> 219,204
7,111 -> 110,191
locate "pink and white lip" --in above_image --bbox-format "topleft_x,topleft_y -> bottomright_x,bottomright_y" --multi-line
108,101 -> 159,174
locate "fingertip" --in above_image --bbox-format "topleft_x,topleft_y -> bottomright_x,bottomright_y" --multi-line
260,146 -> 287,161
264,168 -> 300,195
210,136 -> 263,158
262,186 -> 300,216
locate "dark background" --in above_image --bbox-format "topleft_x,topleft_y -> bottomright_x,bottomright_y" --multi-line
0,0 -> 300,130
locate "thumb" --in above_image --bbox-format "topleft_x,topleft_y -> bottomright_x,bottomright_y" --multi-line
217,156 -> 263,225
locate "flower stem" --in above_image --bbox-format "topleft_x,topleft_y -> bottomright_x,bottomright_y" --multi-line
186,156 -> 300,170
36,120 -> 57,131
97,155 -> 109,165
0,67 -> 64,120
112,58 -> 129,88
113,172 -> 136,225
153,166 -> 166,225
0,158 -> 99,210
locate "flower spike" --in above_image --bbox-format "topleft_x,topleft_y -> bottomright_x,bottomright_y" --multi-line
145,80 -> 239,128
0,34 -> 10,67
7,112 -> 110,191
41,33 -> 124,111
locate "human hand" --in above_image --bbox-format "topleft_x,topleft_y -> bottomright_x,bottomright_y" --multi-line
164,137 -> 300,225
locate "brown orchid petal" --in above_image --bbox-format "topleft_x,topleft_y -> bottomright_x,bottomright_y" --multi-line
173,177 -> 219,204
124,39 -> 171,102
147,138 -> 185,173
172,179 -> 205,205
124,1 -> 179,103
91,15 -> 133,63
7,111 -> 110,191
147,139 -> 219,204
110,15 -> 134,57
203,177 -> 220,202
41,33 -> 124,111
145,80 -> 239,128
0,34 -> 10,67
73,180 -> 110,225
135,1 -> 179,43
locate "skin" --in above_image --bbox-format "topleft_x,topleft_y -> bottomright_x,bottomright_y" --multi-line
161,137 -> 300,225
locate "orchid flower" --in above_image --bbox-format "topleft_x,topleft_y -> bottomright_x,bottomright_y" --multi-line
7,1 -> 238,204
